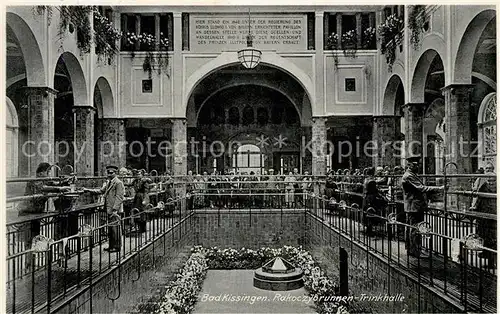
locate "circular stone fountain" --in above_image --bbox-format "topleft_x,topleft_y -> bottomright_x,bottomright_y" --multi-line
253,257 -> 304,291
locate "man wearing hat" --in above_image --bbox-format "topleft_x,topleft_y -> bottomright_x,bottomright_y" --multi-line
402,156 -> 444,257
84,165 -> 125,252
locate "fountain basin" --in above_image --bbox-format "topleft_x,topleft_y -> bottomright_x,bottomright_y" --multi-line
253,257 -> 304,291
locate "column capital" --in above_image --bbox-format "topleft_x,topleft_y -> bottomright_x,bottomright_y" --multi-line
170,118 -> 187,124
21,86 -> 58,96
72,105 -> 96,114
312,116 -> 328,123
315,11 -> 324,18
173,12 -> 182,18
403,102 -> 427,114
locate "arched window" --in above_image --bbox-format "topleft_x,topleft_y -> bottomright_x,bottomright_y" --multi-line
271,106 -> 283,124
242,106 -> 254,126
257,107 -> 268,126
478,93 -> 497,168
233,144 -> 264,174
6,97 -> 19,178
228,107 -> 240,125
434,121 -> 446,175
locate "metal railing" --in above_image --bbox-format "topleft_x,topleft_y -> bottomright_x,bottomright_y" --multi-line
6,173 -> 497,313
6,174 -> 191,314
305,172 -> 496,313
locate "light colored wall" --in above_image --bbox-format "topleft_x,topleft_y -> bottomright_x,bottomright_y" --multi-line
119,54 -> 174,117
7,6 -> 496,121
324,53 -> 377,115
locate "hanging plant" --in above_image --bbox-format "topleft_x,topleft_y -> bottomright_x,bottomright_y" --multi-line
378,14 -> 404,71
126,32 -> 170,79
93,8 -> 122,64
326,32 -> 339,68
33,6 -> 53,25
341,30 -> 357,59
59,6 -> 93,54
408,5 -> 426,50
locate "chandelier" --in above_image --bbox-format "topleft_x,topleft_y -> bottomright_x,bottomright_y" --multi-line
237,9 -> 262,69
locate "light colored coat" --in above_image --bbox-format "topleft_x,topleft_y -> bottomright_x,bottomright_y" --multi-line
91,176 -> 125,214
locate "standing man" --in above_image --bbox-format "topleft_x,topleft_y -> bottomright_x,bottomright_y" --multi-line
84,165 -> 125,252
402,157 -> 444,257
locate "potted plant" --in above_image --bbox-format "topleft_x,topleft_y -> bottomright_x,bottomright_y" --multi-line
341,30 -> 357,58
326,32 -> 340,68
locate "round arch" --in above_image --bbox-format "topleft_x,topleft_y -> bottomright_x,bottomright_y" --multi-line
6,96 -> 19,128
423,98 -> 445,135
478,92 -> 497,124
6,12 -> 45,86
94,77 -> 114,118
477,92 -> 497,168
410,49 -> 444,103
53,52 -> 88,106
382,74 -> 405,115
454,9 -> 496,84
184,51 -> 315,115
6,97 -> 19,178
195,83 -> 302,125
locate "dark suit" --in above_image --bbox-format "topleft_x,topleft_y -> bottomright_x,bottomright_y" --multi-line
402,169 -> 440,257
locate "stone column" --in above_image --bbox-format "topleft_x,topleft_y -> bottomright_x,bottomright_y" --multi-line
172,118 -> 188,214
100,119 -> 126,171
22,87 -> 57,176
423,134 -> 437,175
311,117 -> 327,176
442,84 -> 474,211
372,115 -> 400,168
171,118 -> 187,176
403,103 -> 426,161
73,106 -> 95,176
442,84 -> 473,174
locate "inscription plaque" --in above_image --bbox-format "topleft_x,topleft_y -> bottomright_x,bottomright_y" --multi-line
190,13 -> 307,52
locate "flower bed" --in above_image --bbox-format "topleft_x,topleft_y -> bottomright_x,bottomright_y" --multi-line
154,245 -> 350,314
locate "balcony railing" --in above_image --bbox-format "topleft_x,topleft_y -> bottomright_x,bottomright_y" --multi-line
5,173 -> 497,313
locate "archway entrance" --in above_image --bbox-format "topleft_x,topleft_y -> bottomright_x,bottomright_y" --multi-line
53,52 -> 88,172
234,144 -> 264,174
93,77 -> 114,175
187,64 -> 312,175
382,74 -> 405,167
6,13 -> 45,177
422,53 -> 445,175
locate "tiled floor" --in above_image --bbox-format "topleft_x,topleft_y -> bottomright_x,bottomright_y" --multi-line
194,270 -> 317,314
